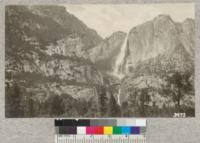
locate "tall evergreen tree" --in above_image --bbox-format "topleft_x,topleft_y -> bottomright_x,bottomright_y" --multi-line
107,92 -> 121,117
28,97 -> 35,117
50,95 -> 64,116
164,72 -> 193,111
138,87 -> 150,116
6,82 -> 24,117
97,86 -> 108,116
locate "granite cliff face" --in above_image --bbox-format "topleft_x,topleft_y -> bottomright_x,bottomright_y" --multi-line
88,15 -> 194,77
116,15 -> 195,116
89,31 -> 126,73
5,5 -> 195,117
120,15 -> 195,75
29,6 -> 102,48
5,6 -> 104,117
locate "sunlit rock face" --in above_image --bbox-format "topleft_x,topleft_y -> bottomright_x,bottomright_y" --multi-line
5,5 -> 195,117
5,6 -> 104,106
115,15 -> 195,113
97,15 -> 194,78
89,31 -> 126,73
120,15 -> 195,75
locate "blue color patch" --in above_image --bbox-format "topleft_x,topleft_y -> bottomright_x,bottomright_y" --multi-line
131,127 -> 140,134
122,127 -> 131,134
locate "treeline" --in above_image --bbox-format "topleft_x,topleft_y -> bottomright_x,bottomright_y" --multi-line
5,82 -> 88,117
5,83 -> 121,117
120,71 -> 195,117
5,71 -> 194,117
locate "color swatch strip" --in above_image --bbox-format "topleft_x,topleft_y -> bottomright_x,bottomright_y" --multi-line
58,126 -> 145,135
55,119 -> 146,127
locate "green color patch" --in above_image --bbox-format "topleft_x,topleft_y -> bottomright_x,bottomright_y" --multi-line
113,126 -> 122,134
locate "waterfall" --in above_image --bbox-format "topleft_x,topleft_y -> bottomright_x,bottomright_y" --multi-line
113,33 -> 129,105
117,88 -> 121,105
113,34 -> 128,79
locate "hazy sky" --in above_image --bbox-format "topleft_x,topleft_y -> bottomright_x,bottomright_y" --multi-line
65,4 -> 195,38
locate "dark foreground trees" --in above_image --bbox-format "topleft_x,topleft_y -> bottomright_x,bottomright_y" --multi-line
5,82 -> 24,117
163,71 -> 193,111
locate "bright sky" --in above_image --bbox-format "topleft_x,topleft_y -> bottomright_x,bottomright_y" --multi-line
65,4 -> 195,38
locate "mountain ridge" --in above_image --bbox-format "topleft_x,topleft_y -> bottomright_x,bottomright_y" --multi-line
121,14 -> 195,75
5,6 -> 195,117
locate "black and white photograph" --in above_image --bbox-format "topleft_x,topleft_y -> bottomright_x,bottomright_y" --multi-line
5,4 -> 195,117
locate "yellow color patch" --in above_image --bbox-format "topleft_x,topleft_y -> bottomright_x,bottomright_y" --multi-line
104,126 -> 113,135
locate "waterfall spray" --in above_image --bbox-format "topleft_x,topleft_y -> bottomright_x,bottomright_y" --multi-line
113,33 -> 129,105
113,33 -> 128,79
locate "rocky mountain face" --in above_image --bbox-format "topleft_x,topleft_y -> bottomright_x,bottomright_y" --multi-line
89,31 -> 126,73
122,15 -> 195,74
117,15 -> 195,117
5,5 -> 195,117
89,14 -> 194,75
5,6 -> 105,117
87,15 -> 195,117
29,6 -> 102,49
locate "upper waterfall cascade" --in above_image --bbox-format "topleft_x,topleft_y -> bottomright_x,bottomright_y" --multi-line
113,33 -> 129,79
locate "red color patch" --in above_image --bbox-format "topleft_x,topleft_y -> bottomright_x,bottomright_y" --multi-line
94,126 -> 104,134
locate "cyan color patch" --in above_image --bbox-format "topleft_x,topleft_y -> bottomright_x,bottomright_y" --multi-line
122,127 -> 131,134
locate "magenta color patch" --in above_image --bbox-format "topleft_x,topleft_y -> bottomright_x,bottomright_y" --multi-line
86,127 -> 94,134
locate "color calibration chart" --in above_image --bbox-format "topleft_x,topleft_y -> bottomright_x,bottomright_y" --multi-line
55,119 -> 147,143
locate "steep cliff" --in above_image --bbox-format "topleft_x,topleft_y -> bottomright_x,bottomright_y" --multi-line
122,15 -> 194,75
5,6 -> 195,117
89,31 -> 126,72
117,15 -> 195,117
5,6 -> 104,117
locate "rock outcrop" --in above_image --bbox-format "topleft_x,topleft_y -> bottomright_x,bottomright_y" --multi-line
89,31 -> 126,72
122,15 -> 194,75
5,6 -> 195,117
5,6 -> 104,117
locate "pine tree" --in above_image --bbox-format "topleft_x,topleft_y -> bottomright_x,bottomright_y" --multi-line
97,86 -> 108,116
28,97 -> 35,117
50,95 -> 64,116
138,87 -> 150,116
7,82 -> 24,117
107,92 -> 121,117
164,71 -> 193,111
